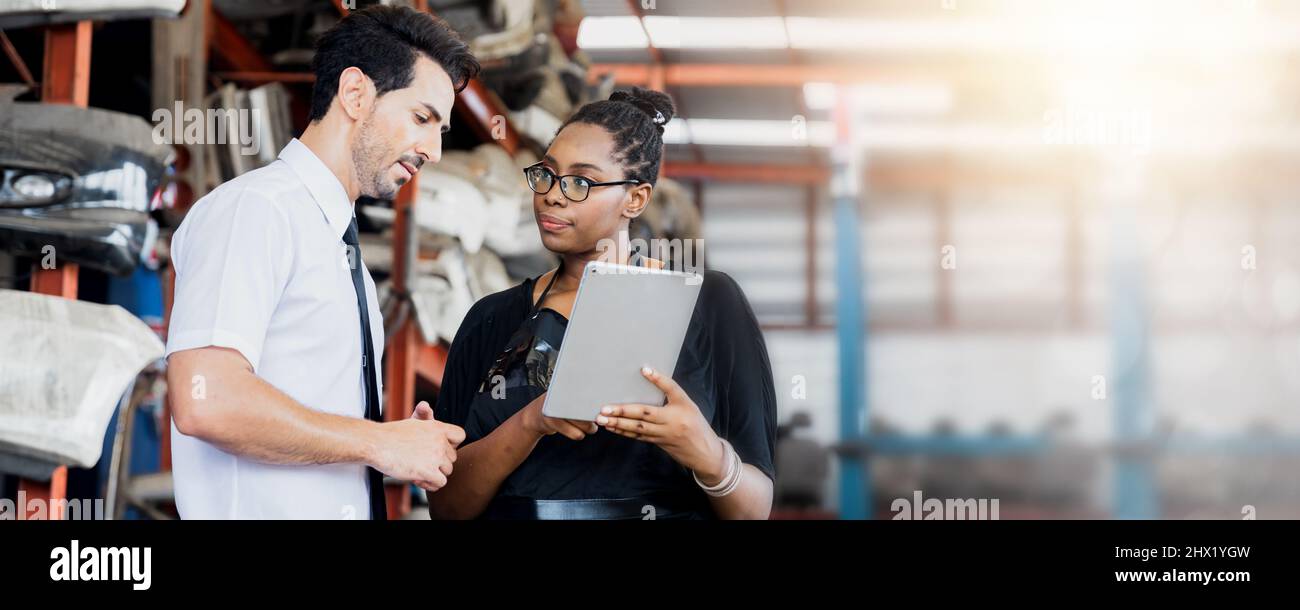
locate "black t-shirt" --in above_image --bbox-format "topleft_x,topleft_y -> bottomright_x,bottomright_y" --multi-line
434,269 -> 778,517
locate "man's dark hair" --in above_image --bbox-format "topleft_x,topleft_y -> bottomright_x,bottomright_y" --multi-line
559,86 -> 676,186
309,5 -> 480,122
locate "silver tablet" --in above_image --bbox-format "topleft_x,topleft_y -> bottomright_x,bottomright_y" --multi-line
541,261 -> 704,422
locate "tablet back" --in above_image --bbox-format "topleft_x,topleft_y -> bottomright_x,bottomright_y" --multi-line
542,261 -> 703,421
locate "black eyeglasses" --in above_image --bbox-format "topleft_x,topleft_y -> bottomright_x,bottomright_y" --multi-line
523,162 -> 642,202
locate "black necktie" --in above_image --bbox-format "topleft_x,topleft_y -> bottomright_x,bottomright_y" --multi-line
343,217 -> 387,521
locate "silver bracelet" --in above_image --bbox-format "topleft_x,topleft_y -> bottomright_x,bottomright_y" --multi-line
713,446 -> 744,497
694,438 -> 742,497
693,439 -> 734,492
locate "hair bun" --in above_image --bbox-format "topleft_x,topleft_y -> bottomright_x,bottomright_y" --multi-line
610,87 -> 675,134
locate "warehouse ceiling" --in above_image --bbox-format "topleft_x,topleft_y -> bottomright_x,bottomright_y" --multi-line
575,0 -> 1300,174
576,0 -> 835,169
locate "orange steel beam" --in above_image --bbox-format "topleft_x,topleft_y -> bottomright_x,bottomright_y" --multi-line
589,63 -> 923,87
386,179 -> 419,425
206,5 -> 315,128
409,2 -> 523,155
415,342 -> 448,388
383,174 -> 419,520
211,71 -> 315,83
664,162 -> 830,184
30,261 -> 79,295
663,160 -> 1096,188
206,5 -> 273,73
41,22 -> 92,105
454,78 -> 521,155
20,20 -> 93,520
380,0 -> 436,520
0,30 -> 36,89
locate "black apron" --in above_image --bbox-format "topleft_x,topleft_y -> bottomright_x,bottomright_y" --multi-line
466,259 -> 709,520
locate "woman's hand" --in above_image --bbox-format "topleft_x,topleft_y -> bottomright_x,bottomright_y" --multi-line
518,392 -> 599,441
597,367 -> 728,485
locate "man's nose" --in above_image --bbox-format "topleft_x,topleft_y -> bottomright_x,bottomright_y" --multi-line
415,136 -> 441,166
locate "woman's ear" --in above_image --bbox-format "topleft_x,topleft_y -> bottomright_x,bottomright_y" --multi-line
622,183 -> 652,219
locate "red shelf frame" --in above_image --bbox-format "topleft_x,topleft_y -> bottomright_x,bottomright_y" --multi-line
17,20 -> 93,520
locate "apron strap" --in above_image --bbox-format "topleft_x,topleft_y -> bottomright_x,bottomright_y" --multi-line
531,253 -> 645,315
530,261 -> 563,316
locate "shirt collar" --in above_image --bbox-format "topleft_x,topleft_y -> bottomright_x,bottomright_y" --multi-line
278,138 -> 354,239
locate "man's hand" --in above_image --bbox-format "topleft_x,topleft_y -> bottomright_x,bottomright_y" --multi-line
369,400 -> 465,492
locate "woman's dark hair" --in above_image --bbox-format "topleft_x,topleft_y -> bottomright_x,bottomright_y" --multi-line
558,86 -> 676,186
309,5 -> 480,122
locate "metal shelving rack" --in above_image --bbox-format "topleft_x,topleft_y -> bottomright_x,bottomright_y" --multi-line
6,19 -> 94,520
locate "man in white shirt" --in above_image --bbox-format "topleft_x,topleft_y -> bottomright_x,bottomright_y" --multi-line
165,5 -> 478,519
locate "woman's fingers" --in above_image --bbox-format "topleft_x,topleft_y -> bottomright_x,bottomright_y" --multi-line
551,417 -> 592,441
640,367 -> 688,404
600,415 -> 662,439
597,406 -> 663,441
556,423 -> 585,441
599,403 -> 661,423
604,425 -> 639,440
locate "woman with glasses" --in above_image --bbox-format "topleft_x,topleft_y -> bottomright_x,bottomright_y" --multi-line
427,88 -> 776,520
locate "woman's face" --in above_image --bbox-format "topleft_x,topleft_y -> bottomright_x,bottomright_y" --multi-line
532,122 -> 648,255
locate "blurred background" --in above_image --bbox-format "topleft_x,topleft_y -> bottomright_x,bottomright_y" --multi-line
2,0 -> 1298,519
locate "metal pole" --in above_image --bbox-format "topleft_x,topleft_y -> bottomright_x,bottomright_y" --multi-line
1107,159 -> 1158,519
833,87 -> 869,519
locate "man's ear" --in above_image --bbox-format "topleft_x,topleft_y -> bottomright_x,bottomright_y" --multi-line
622,183 -> 652,219
336,66 -> 376,122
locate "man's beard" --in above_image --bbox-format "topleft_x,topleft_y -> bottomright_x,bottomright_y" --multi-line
352,115 -> 400,200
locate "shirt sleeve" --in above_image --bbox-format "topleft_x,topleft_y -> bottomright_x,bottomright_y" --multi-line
165,187 -> 294,371
706,271 -> 779,481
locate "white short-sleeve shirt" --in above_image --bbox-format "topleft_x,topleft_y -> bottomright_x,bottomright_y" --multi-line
166,138 -> 384,519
